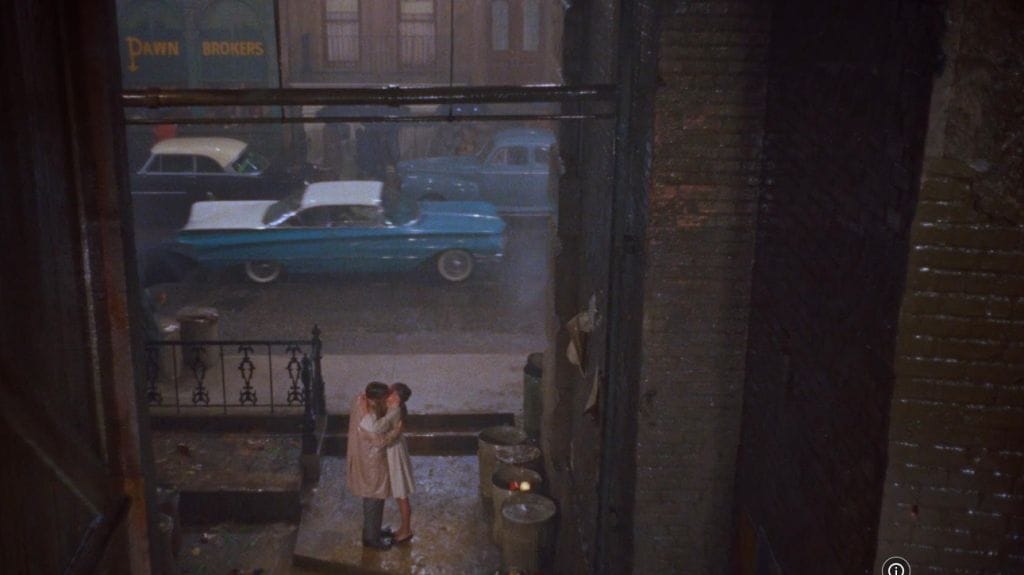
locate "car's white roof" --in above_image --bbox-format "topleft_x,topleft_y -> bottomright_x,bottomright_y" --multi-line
151,137 -> 247,168
301,181 -> 383,209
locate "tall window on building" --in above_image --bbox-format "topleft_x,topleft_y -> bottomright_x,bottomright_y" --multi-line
399,0 -> 435,66
523,0 -> 540,51
325,0 -> 359,65
491,0 -> 509,51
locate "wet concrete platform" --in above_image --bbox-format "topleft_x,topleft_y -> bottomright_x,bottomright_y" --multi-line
294,456 -> 501,574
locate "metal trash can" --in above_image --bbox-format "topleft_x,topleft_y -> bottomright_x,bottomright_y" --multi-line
177,306 -> 219,370
478,426 -> 527,499
500,493 -> 556,573
495,444 -> 543,476
156,318 -> 180,382
523,353 -> 543,439
156,512 -> 176,575
491,466 -> 544,543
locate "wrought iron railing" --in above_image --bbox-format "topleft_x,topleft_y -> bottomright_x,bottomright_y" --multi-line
144,325 -> 325,416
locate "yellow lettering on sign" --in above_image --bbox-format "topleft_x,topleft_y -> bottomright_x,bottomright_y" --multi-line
125,36 -> 180,73
202,40 -> 265,58
127,36 -> 142,71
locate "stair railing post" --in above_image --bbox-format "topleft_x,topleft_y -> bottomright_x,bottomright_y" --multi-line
300,355 -> 321,484
312,325 -> 326,418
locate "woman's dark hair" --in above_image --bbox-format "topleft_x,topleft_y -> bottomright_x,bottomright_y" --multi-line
393,382 -> 412,403
393,382 -> 411,421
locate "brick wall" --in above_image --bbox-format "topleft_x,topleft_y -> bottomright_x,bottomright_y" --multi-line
875,1 -> 1024,572
733,1 -> 942,573
635,2 -> 770,572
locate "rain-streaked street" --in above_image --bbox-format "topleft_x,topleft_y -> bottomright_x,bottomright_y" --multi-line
145,216 -> 551,355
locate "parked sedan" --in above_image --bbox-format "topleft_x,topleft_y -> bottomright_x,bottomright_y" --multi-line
398,127 -> 555,214
131,137 -> 333,228
174,180 -> 506,283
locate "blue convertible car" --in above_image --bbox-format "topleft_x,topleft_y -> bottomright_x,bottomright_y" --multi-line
175,181 -> 505,283
398,127 -> 556,214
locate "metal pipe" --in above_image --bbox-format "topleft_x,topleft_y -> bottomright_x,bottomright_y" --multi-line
123,112 -> 615,126
122,84 -> 617,108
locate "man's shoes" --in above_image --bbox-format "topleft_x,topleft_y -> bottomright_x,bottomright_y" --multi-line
362,538 -> 392,551
381,527 -> 395,539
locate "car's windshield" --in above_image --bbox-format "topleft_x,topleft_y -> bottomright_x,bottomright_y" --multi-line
262,193 -> 302,226
231,149 -> 270,174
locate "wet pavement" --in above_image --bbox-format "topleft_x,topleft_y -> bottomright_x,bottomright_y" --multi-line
294,457 -> 501,574
176,523 -> 301,575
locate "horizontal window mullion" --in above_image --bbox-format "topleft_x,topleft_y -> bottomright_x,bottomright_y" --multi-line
121,84 -> 617,109
124,112 -> 614,126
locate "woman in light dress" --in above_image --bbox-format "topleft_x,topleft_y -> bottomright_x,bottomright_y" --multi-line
386,382 -> 415,543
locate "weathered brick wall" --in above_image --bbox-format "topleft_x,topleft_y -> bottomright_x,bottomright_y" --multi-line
636,2 -> 770,572
733,1 -> 943,572
875,1 -> 1024,572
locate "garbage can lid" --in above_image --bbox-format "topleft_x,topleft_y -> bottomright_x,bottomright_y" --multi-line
479,425 -> 527,446
176,306 -> 219,321
501,493 -> 556,524
159,319 -> 180,335
495,444 -> 542,466
524,352 -> 544,378
492,465 -> 543,489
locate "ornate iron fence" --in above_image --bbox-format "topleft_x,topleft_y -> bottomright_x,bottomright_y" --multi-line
143,326 -> 325,418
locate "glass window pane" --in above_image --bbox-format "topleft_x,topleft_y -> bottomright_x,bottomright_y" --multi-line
117,0 -> 566,88
491,1 -> 509,52
400,0 -> 435,66
160,154 -> 193,173
325,0 -> 360,64
195,156 -> 222,173
523,0 -> 540,51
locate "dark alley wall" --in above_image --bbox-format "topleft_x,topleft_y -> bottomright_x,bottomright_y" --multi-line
734,1 -> 943,572
1,0 -> 153,571
876,1 -> 1024,571
637,1 -> 768,571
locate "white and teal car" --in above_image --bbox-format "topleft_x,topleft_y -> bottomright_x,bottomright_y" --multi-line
174,181 -> 505,283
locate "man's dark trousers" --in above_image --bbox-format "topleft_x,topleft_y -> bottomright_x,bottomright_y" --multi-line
363,497 -> 385,543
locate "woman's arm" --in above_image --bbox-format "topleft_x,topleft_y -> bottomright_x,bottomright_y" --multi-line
359,406 -> 401,447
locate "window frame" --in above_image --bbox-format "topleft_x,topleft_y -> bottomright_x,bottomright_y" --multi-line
323,0 -> 361,68
397,0 -> 437,69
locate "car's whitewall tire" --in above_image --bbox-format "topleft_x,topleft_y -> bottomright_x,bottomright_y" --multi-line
245,260 -> 282,283
436,250 -> 474,282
